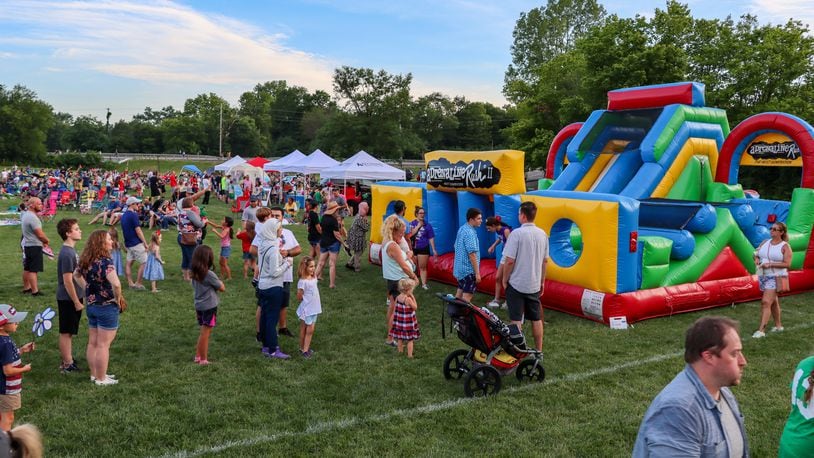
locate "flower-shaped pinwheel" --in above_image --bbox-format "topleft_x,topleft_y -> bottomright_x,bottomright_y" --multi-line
32,307 -> 56,338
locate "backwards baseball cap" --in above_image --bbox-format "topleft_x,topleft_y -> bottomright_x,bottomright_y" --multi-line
250,195 -> 260,202
125,196 -> 142,206
0,305 -> 28,325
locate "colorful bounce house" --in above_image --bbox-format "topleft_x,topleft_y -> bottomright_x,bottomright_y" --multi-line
370,82 -> 814,326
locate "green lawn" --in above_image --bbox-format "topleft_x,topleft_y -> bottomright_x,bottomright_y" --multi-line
110,158 -> 220,174
0,197 -> 807,456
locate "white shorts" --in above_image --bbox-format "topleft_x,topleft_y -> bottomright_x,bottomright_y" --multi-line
126,244 -> 148,264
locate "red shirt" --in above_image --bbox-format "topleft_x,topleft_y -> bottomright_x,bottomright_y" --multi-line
236,231 -> 252,253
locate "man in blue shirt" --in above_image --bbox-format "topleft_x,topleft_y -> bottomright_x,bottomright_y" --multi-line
453,208 -> 482,303
120,197 -> 149,290
633,316 -> 749,457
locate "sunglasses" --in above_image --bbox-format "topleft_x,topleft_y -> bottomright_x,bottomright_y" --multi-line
771,227 -> 784,232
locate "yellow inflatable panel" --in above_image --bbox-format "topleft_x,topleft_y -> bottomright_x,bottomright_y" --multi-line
425,150 -> 526,195
576,153 -> 614,192
652,138 -> 719,198
370,185 -> 424,244
524,194 -> 621,293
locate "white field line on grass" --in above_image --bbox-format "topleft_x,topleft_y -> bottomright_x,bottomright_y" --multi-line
159,320 -> 814,458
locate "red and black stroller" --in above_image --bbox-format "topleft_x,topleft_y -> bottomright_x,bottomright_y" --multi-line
438,293 -> 545,397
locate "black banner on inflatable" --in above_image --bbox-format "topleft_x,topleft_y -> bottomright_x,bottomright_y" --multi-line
746,141 -> 801,160
426,158 -> 501,189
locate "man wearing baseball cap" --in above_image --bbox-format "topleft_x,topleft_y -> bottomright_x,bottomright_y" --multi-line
242,195 -> 260,229
120,196 -> 148,290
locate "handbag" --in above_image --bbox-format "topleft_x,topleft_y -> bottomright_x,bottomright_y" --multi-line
777,275 -> 790,293
180,231 -> 198,246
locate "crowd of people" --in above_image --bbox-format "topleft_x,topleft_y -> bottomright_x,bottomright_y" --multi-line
1,165 -> 813,455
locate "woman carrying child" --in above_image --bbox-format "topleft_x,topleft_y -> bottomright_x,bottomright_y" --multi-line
190,245 -> 225,366
390,278 -> 420,358
142,230 -> 165,293
296,257 -> 321,358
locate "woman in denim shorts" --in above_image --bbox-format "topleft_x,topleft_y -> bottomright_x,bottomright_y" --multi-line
79,230 -> 127,386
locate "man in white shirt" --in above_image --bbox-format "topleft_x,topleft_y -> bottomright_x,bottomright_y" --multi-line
501,201 -> 548,352
270,206 -> 302,337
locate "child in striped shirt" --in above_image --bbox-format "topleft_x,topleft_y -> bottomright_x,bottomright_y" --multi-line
0,305 -> 34,431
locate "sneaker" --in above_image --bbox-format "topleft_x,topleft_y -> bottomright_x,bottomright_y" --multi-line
486,300 -> 500,309
90,374 -> 117,382
385,340 -> 397,347
500,302 -> 508,310
197,359 -> 210,366
269,347 -> 290,360
20,289 -> 31,295
30,291 -> 44,297
94,376 -> 118,386
130,284 -> 146,291
770,326 -> 785,333
421,284 -> 429,290
261,347 -> 272,357
194,356 -> 201,363
301,349 -> 313,359
278,327 -> 295,337
752,330 -> 766,339
61,362 -> 80,374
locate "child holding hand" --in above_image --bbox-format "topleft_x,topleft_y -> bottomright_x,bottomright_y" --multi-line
390,279 -> 420,358
296,257 -> 321,358
0,304 -> 34,431
235,221 -> 256,279
208,216 -> 234,280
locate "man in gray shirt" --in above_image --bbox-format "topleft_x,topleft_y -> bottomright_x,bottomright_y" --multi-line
21,197 -> 49,296
501,201 -> 548,352
242,196 -> 260,229
633,317 -> 748,457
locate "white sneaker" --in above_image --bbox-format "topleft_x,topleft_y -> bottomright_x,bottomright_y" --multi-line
90,374 -> 117,382
421,284 -> 429,290
94,376 -> 118,386
752,330 -> 766,339
486,300 -> 500,309
770,326 -> 785,333
500,302 -> 508,309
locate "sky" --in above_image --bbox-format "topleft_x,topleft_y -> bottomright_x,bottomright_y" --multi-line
0,0 -> 810,122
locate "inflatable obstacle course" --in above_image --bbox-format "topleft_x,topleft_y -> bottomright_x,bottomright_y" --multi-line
370,82 -> 814,325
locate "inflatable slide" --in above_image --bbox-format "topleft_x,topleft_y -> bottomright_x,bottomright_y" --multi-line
370,82 -> 814,325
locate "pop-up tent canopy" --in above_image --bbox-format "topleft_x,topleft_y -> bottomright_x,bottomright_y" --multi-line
181,164 -> 203,176
246,157 -> 270,168
214,155 -> 246,171
264,150 -> 305,171
227,163 -> 265,183
284,149 -> 339,174
320,150 -> 405,180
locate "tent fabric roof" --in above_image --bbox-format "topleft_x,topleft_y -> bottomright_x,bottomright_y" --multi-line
213,155 -> 245,171
264,150 -> 305,171
227,163 -> 265,183
283,149 -> 339,174
181,164 -> 203,175
246,157 -> 270,167
320,150 -> 405,181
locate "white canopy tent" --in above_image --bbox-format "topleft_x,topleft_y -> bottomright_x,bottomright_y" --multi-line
320,150 -> 405,180
213,155 -> 246,171
263,150 -> 305,171
227,163 -> 265,184
284,149 -> 339,174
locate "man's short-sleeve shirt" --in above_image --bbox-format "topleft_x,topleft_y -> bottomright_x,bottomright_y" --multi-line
453,224 -> 479,279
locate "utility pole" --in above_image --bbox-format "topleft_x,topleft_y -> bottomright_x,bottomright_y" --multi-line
219,104 -> 223,159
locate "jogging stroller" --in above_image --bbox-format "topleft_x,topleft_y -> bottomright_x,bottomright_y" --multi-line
437,293 -> 545,397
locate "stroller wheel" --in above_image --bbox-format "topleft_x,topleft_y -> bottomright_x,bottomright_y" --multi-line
443,349 -> 471,380
516,358 -> 546,383
464,366 -> 502,397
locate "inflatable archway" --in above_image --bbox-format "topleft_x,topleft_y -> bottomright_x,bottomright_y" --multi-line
370,82 -> 814,326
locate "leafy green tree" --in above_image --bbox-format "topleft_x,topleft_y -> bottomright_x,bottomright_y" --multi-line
412,93 -> 459,151
455,102 -> 493,149
183,93 -> 232,155
0,84 -> 53,162
66,115 -> 107,152
46,112 -> 73,152
505,0 -> 606,97
227,116 -> 263,156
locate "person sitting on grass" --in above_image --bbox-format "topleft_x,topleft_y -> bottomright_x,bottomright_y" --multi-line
190,245 -> 225,366
0,305 -> 35,431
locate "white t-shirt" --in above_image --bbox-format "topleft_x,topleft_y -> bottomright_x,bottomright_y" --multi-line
503,222 -> 549,294
296,278 -> 321,319
279,228 -> 299,283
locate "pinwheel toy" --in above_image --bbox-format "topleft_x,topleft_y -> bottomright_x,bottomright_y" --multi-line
31,307 -> 55,338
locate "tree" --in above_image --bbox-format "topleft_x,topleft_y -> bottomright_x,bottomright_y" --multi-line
227,116 -> 263,156
0,84 -> 53,162
505,0 -> 606,99
66,115 -> 107,152
412,93 -> 459,151
46,112 -> 73,152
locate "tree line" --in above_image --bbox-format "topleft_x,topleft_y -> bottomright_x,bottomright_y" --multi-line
1,0 -> 812,187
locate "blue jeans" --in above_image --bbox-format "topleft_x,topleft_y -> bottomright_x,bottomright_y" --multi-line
160,216 -> 177,229
177,233 -> 197,270
258,286 -> 284,350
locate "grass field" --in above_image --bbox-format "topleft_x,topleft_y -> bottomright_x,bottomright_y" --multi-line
0,196 -> 809,457
110,159 -> 219,174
